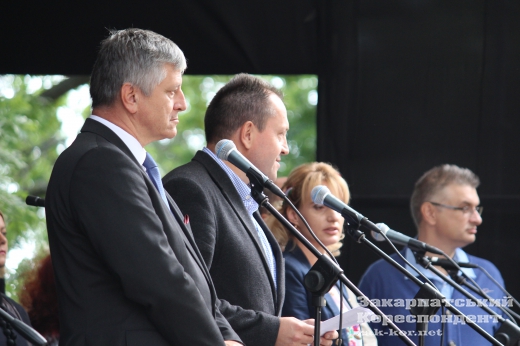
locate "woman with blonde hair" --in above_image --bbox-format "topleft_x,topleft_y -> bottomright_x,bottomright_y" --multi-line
267,162 -> 376,346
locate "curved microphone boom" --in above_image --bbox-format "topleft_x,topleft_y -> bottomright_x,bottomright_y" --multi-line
426,257 -> 478,269
371,223 -> 444,255
216,139 -> 285,198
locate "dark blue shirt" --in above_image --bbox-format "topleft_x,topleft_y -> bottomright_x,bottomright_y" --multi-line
359,247 -> 508,346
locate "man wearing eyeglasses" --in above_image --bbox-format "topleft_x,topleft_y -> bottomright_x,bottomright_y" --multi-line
359,164 -> 507,346
411,165 -> 483,261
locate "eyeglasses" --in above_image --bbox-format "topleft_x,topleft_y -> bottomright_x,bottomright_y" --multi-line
429,202 -> 483,216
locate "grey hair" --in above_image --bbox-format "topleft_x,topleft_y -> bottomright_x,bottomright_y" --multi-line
410,164 -> 480,227
90,28 -> 187,108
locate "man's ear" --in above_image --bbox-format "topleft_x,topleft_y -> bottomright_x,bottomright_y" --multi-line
238,121 -> 255,150
421,202 -> 437,226
120,83 -> 139,114
286,208 -> 300,226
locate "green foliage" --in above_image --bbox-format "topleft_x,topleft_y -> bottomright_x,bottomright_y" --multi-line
0,76 -> 66,248
276,75 -> 318,175
1,73 -> 317,301
0,75 -> 69,299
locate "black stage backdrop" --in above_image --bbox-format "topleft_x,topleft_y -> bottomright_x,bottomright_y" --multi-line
316,0 -> 520,305
2,0 -> 520,301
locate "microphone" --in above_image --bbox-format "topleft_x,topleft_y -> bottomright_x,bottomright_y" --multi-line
426,256 -> 478,269
216,139 -> 285,198
26,195 -> 45,207
371,223 -> 444,255
310,185 -> 380,233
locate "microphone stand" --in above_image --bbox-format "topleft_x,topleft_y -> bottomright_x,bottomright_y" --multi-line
338,212 -> 504,346
424,256 -> 520,321
246,170 -> 416,346
345,218 -> 441,346
0,306 -> 47,345
415,253 -> 520,346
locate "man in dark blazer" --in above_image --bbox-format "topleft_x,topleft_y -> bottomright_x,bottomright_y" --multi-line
45,28 -> 241,346
163,74 -> 337,346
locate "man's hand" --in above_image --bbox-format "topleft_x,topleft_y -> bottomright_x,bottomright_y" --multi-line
304,319 -> 339,346
224,341 -> 243,346
275,317 -> 338,346
319,330 -> 339,345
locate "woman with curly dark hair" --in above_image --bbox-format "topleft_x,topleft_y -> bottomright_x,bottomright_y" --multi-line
19,253 -> 59,346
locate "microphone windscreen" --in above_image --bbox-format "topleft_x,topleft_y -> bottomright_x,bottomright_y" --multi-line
26,195 -> 45,207
215,139 -> 236,160
311,185 -> 330,205
371,223 -> 390,242
371,231 -> 385,242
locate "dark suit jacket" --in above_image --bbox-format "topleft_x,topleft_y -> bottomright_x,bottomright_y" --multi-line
163,150 -> 285,346
45,119 -> 240,346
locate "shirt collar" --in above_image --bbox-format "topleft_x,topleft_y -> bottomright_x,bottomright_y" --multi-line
203,147 -> 259,215
90,115 -> 146,165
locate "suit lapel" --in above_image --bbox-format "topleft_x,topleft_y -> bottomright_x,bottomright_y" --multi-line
165,193 -> 214,286
253,211 -> 284,313
82,120 -> 217,303
193,151 -> 279,301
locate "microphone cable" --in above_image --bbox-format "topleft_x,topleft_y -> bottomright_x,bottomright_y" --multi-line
371,229 -> 447,345
446,269 -> 520,324
426,253 -> 519,325
281,193 -> 339,265
280,193 -> 345,341
475,265 -> 520,309
370,227 -> 439,291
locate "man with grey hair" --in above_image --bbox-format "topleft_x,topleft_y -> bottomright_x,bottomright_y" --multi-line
359,164 -> 506,345
46,28 -> 242,346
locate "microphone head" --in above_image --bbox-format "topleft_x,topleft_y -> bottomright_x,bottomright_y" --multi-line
215,139 -> 236,161
371,223 -> 390,242
311,185 -> 330,205
26,195 -> 45,207
375,223 -> 390,234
